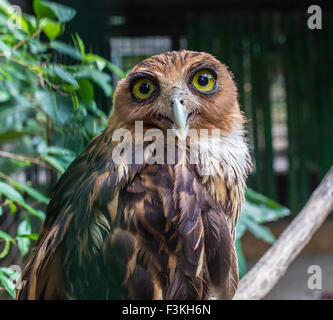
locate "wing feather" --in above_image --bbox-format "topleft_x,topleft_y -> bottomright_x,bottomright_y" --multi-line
17,131 -> 145,299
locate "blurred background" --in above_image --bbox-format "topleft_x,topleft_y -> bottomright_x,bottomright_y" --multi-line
0,0 -> 332,299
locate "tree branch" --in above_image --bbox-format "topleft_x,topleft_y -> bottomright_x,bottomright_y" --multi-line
0,151 -> 53,170
233,165 -> 333,300
12,29 -> 42,50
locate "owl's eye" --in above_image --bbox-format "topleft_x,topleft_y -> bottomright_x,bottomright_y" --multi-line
132,78 -> 156,101
191,69 -> 217,94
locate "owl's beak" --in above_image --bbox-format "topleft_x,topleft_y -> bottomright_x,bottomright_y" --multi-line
171,97 -> 188,141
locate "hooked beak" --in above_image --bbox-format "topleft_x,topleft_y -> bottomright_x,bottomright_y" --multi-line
171,97 -> 188,141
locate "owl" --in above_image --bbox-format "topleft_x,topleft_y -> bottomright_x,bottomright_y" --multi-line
17,51 -> 252,300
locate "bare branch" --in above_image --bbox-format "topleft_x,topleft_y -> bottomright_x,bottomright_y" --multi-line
234,165 -> 333,300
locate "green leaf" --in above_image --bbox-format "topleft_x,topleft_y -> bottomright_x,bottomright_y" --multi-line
1,174 -> 49,205
33,0 -> 55,20
17,219 -> 31,256
0,90 -> 11,103
242,200 -> 290,225
0,39 -> 11,59
78,78 -> 94,103
0,131 -> 28,143
246,188 -> 290,213
84,53 -> 106,71
28,38 -> 47,54
20,202 -> 45,220
85,101 -> 107,120
0,267 -> 20,280
0,180 -> 45,219
50,40 -> 82,60
46,146 -> 75,157
40,154 -> 65,173
74,33 -> 85,58
236,239 -> 247,278
11,181 -> 49,205
17,219 -> 31,234
42,1 -> 76,23
7,200 -> 17,214
50,64 -> 79,87
0,181 -> 24,203
241,216 -> 276,244
23,13 -> 39,35
106,61 -> 127,79
0,271 -> 16,298
0,230 -> 13,241
0,206 -> 2,217
75,69 -> 112,96
34,0 -> 76,23
40,17 -> 61,40
235,218 -> 246,240
0,105 -> 35,136
35,90 -> 73,125
0,238 -> 10,259
44,146 -> 75,169
16,233 -> 38,241
34,90 -> 58,121
0,267 -> 20,297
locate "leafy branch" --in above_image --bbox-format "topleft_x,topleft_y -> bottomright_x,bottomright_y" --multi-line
0,150 -> 53,170
0,0 -> 122,299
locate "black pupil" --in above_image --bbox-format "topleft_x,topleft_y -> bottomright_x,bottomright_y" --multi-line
197,74 -> 209,86
139,83 -> 150,94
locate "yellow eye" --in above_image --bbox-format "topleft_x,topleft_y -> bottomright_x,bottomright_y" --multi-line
191,69 -> 216,93
132,78 -> 156,101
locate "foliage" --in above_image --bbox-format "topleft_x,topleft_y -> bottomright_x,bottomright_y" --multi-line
236,188 -> 290,277
0,0 -> 120,298
0,0 -> 290,298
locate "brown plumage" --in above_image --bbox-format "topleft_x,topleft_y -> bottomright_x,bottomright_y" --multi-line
17,51 -> 252,300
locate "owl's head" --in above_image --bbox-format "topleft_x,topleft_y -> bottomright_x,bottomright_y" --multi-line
112,50 -> 244,139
